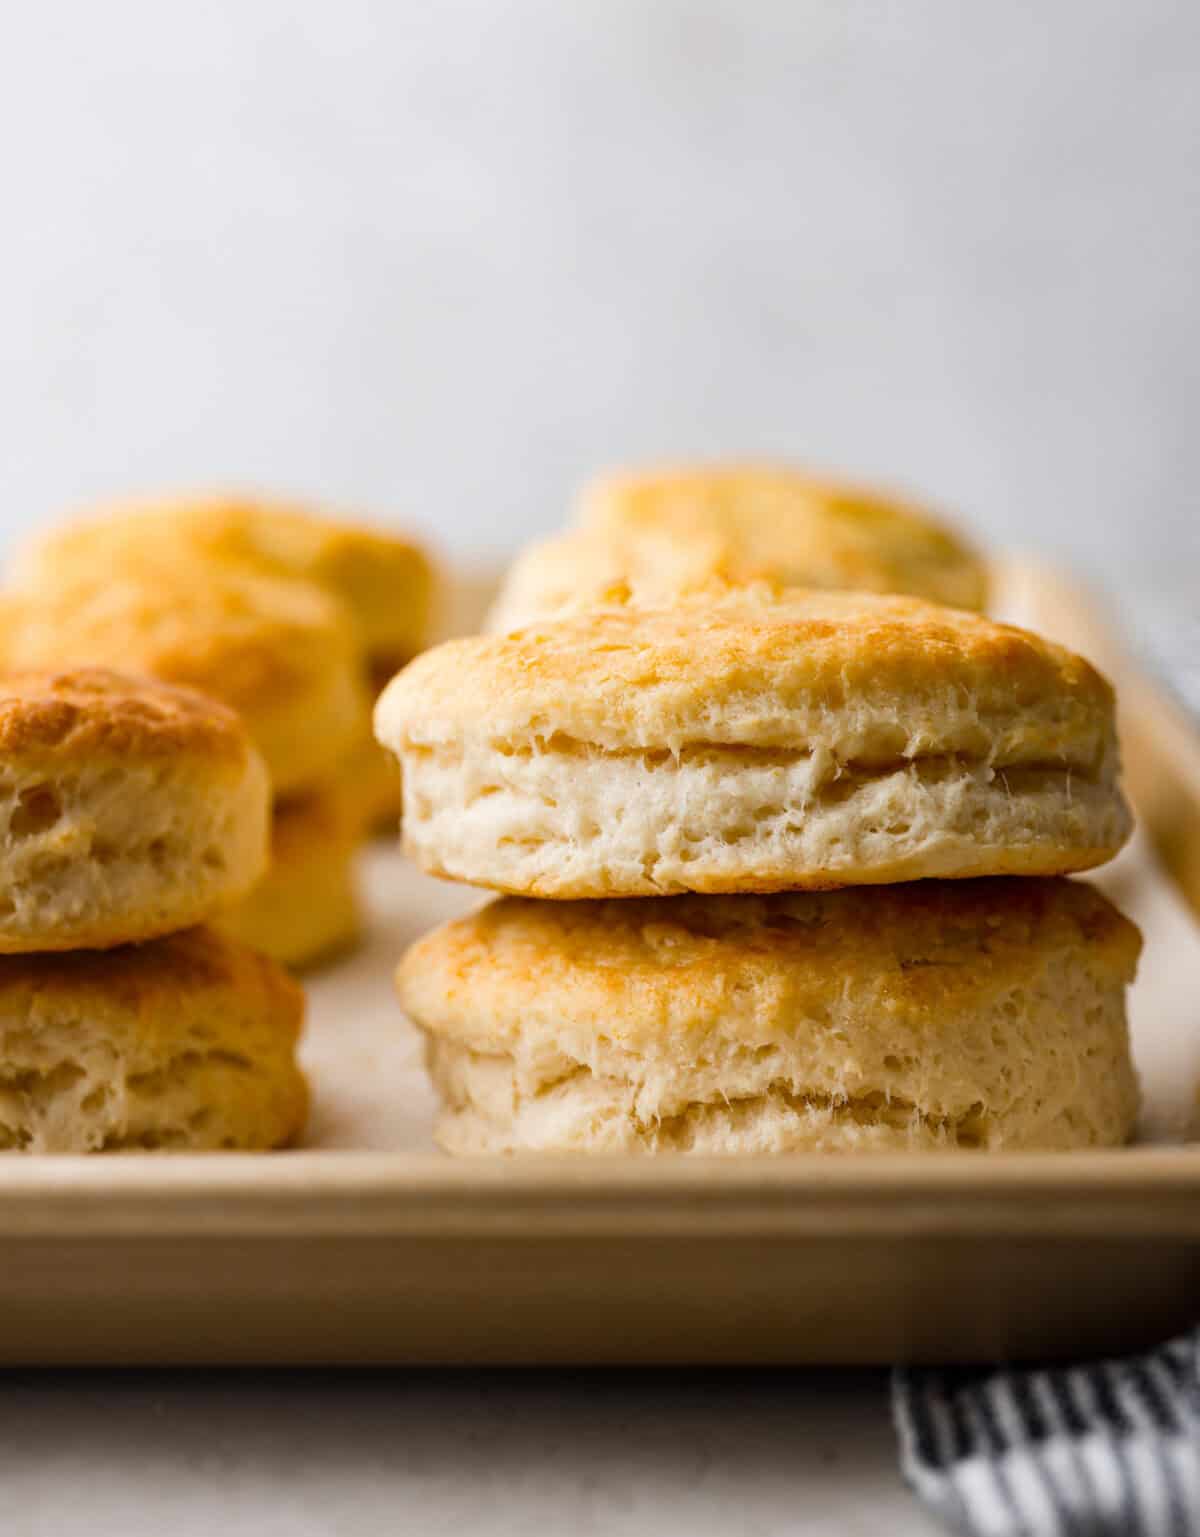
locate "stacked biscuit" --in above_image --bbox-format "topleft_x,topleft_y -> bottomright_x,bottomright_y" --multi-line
0,668 -> 305,1151
381,467 -> 1141,1155
6,495 -> 436,970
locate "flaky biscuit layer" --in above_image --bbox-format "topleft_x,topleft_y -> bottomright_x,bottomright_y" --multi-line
400,881 -> 1140,1155
0,926 -> 306,1152
379,590 -> 1131,894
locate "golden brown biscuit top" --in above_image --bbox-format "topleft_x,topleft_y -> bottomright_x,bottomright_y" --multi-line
4,566 -> 360,721
0,668 -> 256,764
10,494 -> 434,660
378,587 -> 1117,772
0,925 -> 304,1032
578,465 -> 988,612
399,880 -> 1141,1047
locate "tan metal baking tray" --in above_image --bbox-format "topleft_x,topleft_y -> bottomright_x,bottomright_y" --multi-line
0,562 -> 1196,1367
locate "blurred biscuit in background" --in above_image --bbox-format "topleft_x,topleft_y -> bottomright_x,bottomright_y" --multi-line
336,731 -> 404,838
378,587 -> 1132,898
4,566 -> 369,799
10,493 -> 436,675
0,926 -> 306,1153
0,669 -> 268,952
488,464 -> 987,631
486,525 -> 740,633
10,494 -> 437,832
217,788 -> 361,971
400,879 -> 1141,1155
582,465 -> 988,610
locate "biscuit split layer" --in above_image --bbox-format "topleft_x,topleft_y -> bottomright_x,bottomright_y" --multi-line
0,926 -> 306,1152
0,670 -> 269,951
399,879 -> 1141,1155
377,590 -> 1132,896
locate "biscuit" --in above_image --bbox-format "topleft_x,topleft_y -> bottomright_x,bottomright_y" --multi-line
400,879 -> 1141,1155
10,494 -> 436,673
488,467 -> 989,630
578,464 -> 988,611
0,926 -> 306,1152
4,566 -> 369,797
486,527 -> 742,633
217,789 -> 361,970
336,731 -> 404,835
0,669 -> 269,952
377,588 -> 1132,897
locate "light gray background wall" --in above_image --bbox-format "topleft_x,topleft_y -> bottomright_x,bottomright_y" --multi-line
3,1 -> 1197,583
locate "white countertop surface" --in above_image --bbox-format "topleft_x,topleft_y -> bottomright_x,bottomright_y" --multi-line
1,1370 -> 940,1536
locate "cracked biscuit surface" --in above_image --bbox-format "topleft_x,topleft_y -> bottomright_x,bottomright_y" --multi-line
399,879 -> 1141,1154
376,588 -> 1132,896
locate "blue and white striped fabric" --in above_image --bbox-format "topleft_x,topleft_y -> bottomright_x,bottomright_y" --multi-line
893,1331 -> 1200,1535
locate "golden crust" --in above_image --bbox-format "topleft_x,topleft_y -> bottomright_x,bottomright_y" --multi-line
0,668 -> 251,764
576,464 -> 988,612
217,790 -> 362,970
0,668 -> 270,951
401,880 -> 1140,1154
269,784 -> 359,858
4,567 -> 369,796
0,926 -> 307,1152
486,528 -> 743,633
379,587 -> 1118,771
11,494 -> 436,663
0,922 -> 303,1027
400,879 -> 1141,1050
333,732 -> 403,836
5,567 -> 350,713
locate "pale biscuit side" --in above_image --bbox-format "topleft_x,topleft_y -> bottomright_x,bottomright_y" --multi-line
398,740 -> 1130,896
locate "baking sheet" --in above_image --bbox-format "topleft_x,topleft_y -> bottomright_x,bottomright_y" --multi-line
0,561 -> 1195,1366
0,834 -> 1187,1370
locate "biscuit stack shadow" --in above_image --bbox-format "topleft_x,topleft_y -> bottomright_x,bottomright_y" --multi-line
378,567 -> 1142,1154
6,494 -> 437,971
0,670 -> 306,1152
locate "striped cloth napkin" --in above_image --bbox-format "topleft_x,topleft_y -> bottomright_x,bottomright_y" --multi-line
893,1330 -> 1200,1535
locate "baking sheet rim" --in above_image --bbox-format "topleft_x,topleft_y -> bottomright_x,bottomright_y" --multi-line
1,1145 -> 1199,1239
